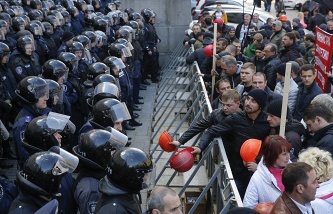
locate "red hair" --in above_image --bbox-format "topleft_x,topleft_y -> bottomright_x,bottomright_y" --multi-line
262,135 -> 291,167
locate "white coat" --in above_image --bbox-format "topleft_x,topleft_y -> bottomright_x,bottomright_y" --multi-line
243,157 -> 283,209
311,178 -> 333,214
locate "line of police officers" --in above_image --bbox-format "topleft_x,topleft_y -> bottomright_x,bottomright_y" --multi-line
0,1 -> 160,213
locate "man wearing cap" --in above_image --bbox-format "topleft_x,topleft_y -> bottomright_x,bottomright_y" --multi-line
292,18 -> 305,40
279,32 -> 302,63
274,62 -> 299,114
269,20 -> 286,51
199,89 -> 271,199
252,72 -> 282,111
57,31 -> 74,56
266,99 -> 305,161
293,64 -> 322,121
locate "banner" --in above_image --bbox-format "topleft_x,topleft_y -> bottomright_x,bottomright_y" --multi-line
314,27 -> 333,93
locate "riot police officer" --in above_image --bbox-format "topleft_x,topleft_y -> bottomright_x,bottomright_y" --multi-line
21,115 -> 78,214
94,147 -> 155,214
73,129 -> 127,214
9,36 -> 42,82
9,151 -> 78,214
13,76 -> 50,165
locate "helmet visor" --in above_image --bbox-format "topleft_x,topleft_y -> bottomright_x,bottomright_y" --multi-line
13,7 -> 24,16
32,25 -> 43,36
93,82 -> 120,99
140,163 -> 156,190
55,12 -> 64,25
46,112 -> 70,132
105,127 -> 128,150
121,46 -> 132,57
0,29 -> 4,41
109,102 -> 131,122
49,146 -> 79,174
51,84 -> 63,105
34,83 -> 49,99
111,57 -> 126,70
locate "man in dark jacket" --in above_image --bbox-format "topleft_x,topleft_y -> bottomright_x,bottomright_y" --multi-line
198,89 -> 271,199
308,9 -> 326,33
279,32 -> 302,63
171,89 -> 241,157
293,64 -> 322,121
186,32 -> 213,67
266,99 -> 305,161
262,43 -> 280,90
303,103 -> 333,156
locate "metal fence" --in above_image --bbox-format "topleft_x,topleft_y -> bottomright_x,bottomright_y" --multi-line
151,38 -> 243,213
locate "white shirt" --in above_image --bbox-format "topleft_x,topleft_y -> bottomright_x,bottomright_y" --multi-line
291,198 -> 313,214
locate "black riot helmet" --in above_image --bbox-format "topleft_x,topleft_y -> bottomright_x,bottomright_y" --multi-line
92,98 -> 130,127
86,62 -> 109,81
103,56 -> 125,77
16,76 -> 49,104
84,13 -> 96,27
45,79 -> 63,108
16,36 -> 35,55
6,8 -> 15,18
42,59 -> 69,82
93,18 -> 110,35
106,147 -> 155,193
0,1 -> 9,11
128,20 -> 139,32
95,30 -> 107,45
28,9 -> 43,21
108,43 -> 131,58
75,0 -> 87,12
17,152 -> 72,197
22,115 -> 75,152
124,8 -> 135,17
130,12 -> 142,21
45,15 -> 60,28
0,12 -> 11,26
93,73 -> 116,87
0,42 -> 10,61
73,129 -> 127,169
87,82 -> 119,106
42,21 -> 53,35
73,34 -> 91,49
61,0 -> 74,9
57,52 -> 77,71
12,16 -> 26,32
82,31 -> 97,44
68,41 -> 84,53
116,26 -> 134,42
67,6 -> 78,18
31,0 -> 42,9
26,22 -> 43,38
141,8 -> 154,23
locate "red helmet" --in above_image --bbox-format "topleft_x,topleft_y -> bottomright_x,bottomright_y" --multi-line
279,15 -> 288,22
159,130 -> 177,152
254,202 -> 274,214
240,139 -> 262,162
170,147 -> 196,172
203,44 -> 214,57
214,17 -> 224,26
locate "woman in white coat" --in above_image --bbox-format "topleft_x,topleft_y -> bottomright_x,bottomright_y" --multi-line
243,135 -> 291,208
298,147 -> 333,214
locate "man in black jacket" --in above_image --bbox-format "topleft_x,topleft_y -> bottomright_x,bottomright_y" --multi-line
262,43 -> 280,90
198,89 -> 271,199
308,9 -> 326,33
171,89 -> 241,157
303,103 -> 333,156
279,32 -> 302,63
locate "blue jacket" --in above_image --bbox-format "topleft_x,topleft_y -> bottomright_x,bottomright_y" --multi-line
71,17 -> 83,36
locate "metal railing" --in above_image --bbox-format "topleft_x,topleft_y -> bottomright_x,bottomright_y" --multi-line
151,37 -> 243,213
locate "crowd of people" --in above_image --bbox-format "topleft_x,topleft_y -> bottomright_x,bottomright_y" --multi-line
176,1 -> 333,214
0,0 -> 168,213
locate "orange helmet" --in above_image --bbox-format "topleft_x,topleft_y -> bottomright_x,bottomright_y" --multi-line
159,130 -> 177,152
240,139 -> 262,162
254,202 -> 275,214
170,147 -> 196,172
279,15 -> 288,22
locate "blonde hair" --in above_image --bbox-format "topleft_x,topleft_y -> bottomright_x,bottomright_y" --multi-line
297,12 -> 304,20
298,147 -> 333,183
253,33 -> 263,43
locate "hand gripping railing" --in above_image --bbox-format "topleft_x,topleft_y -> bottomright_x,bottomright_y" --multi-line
151,41 -> 243,213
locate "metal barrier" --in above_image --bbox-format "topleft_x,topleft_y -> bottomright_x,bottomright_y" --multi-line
151,38 -> 243,213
